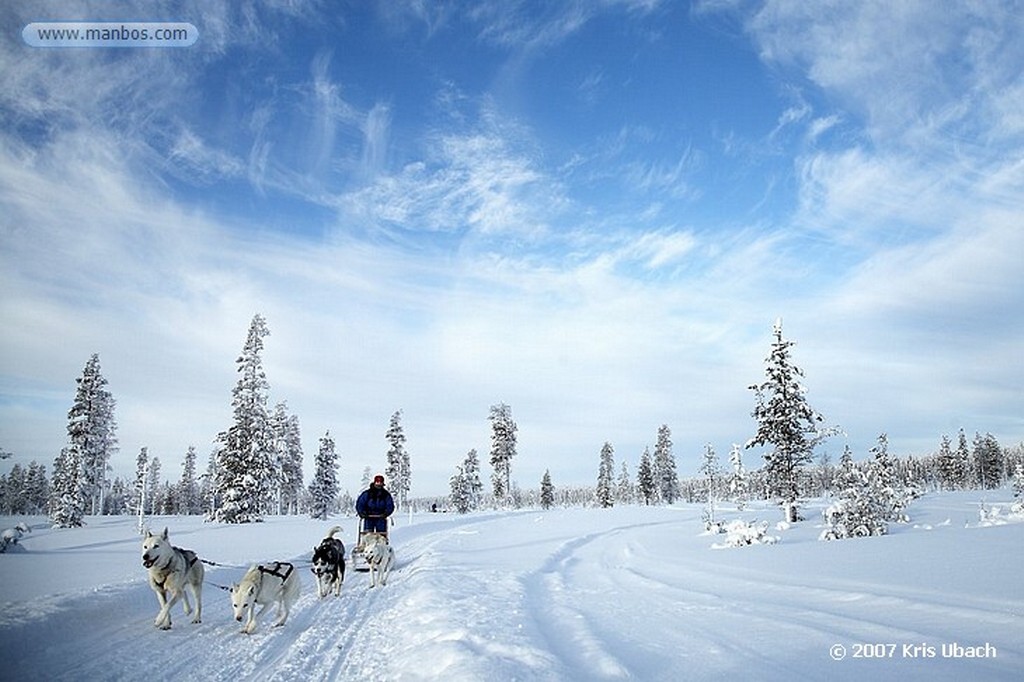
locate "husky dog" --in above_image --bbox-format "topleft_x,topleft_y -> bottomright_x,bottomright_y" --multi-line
311,526 -> 346,598
230,562 -> 301,634
360,532 -> 394,588
141,527 -> 204,630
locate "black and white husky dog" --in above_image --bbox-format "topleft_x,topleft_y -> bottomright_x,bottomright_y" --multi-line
311,525 -> 346,598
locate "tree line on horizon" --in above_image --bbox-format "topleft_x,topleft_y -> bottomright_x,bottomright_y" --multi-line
2,316 -> 1022,533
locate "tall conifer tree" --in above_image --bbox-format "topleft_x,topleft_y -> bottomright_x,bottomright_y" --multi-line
595,442 -> 615,508
747,321 -> 836,522
308,431 -> 339,520
66,354 -> 118,515
214,314 -> 275,523
489,403 -> 517,504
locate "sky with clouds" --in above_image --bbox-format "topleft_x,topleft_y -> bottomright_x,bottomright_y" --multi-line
2,1 -> 1022,498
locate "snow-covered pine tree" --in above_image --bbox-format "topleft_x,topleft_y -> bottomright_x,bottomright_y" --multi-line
489,403 -> 517,505
103,476 -> 127,515
616,460 -> 634,504
450,466 -> 470,514
700,444 -> 721,529
953,429 -> 971,488
540,469 -> 555,510
636,446 -> 657,505
462,449 -> 483,511
652,424 -> 680,504
157,481 -> 176,515
821,445 -> 887,540
868,433 -> 909,523
595,442 -> 615,508
177,446 -> 201,515
728,444 -> 750,511
1,464 -> 26,514
26,462 -> 51,515
746,320 -> 837,522
272,403 -> 304,515
385,410 -> 411,509
50,446 -> 86,528
145,456 -> 161,516
130,447 -> 147,516
935,434 -> 959,490
214,314 -> 275,523
971,432 -> 1003,490
308,430 -> 339,520
1012,463 -> 1024,513
200,450 -> 218,516
66,354 -> 118,515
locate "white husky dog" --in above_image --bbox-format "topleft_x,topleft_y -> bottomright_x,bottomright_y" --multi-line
360,532 -> 395,588
230,562 -> 301,634
141,527 -> 204,630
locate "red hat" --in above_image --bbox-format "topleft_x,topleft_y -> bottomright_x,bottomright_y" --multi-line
373,474 -> 385,485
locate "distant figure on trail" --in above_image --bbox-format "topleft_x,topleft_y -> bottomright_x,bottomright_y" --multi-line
356,474 -> 395,533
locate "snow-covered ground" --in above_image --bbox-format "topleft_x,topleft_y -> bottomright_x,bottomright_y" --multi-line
1,491 -> 1021,681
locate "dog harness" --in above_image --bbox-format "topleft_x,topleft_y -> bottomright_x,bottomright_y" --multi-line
153,548 -> 199,590
259,561 -> 294,582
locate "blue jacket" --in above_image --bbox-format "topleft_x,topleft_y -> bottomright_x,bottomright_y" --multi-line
356,485 -> 395,519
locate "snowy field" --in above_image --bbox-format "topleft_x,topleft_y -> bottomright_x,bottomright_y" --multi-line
0,491 -> 1021,682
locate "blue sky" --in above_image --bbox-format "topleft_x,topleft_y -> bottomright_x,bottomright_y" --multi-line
2,1 -> 1022,497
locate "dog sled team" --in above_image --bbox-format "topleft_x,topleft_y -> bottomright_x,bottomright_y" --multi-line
141,474 -> 396,633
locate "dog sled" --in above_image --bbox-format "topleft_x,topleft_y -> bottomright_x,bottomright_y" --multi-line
351,517 -> 388,572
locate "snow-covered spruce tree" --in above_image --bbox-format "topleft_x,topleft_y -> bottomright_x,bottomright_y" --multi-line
103,476 -> 127,515
616,460 -> 634,504
489,403 -> 518,505
461,449 -> 484,512
636,446 -> 657,505
145,456 -> 161,516
653,424 -> 680,504
130,447 -> 148,517
700,444 -> 721,530
308,430 -> 339,520
176,446 -> 201,515
272,403 -> 304,515
26,462 -> 51,515
540,469 -> 555,510
1012,463 -> 1024,513
66,354 -> 118,516
449,466 -> 470,513
200,450 -> 218,516
821,446 -> 887,540
971,432 -> 1003,490
595,442 -> 615,508
944,429 -> 972,490
214,314 -> 275,523
1,464 -> 25,514
50,446 -> 86,528
868,433 -> 910,524
385,410 -> 411,509
746,321 -> 837,523
0,461 -> 46,515
728,444 -> 750,511
935,434 -> 960,490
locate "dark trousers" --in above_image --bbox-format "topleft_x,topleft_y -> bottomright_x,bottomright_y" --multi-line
362,517 -> 387,533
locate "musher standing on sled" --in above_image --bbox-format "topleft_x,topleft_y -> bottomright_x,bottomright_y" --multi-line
356,474 -> 395,532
